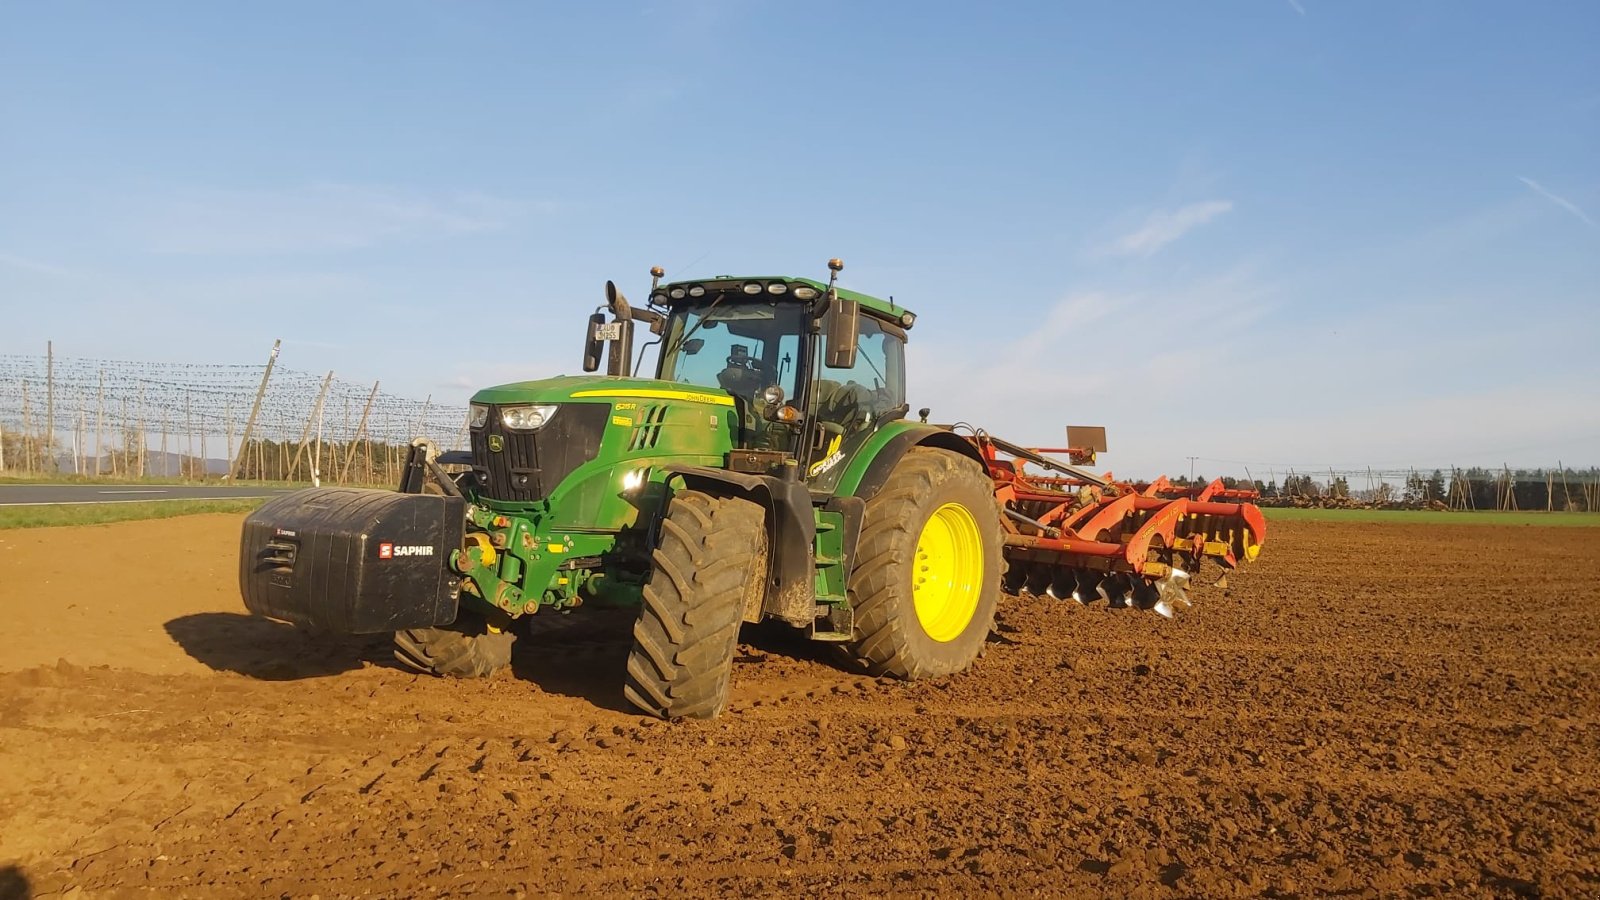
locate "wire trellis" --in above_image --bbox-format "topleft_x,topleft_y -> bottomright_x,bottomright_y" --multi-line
0,346 -> 468,481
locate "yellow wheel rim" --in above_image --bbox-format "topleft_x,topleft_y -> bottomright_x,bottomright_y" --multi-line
913,502 -> 984,643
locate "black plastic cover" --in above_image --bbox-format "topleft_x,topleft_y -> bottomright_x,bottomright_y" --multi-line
240,487 -> 464,634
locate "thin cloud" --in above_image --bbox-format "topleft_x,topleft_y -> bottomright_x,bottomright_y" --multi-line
0,252 -> 76,278
139,183 -> 526,255
1516,176 -> 1595,227
1106,200 -> 1234,257
1287,0 -> 1307,16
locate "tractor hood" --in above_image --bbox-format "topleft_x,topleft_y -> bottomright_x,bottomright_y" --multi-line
471,374 -> 736,409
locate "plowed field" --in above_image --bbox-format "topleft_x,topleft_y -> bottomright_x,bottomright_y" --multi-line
2,514 -> 1597,897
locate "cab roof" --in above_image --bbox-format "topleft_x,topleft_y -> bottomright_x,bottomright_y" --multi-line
653,275 -> 915,325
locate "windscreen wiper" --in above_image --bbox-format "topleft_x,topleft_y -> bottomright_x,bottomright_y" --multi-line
661,292 -> 732,361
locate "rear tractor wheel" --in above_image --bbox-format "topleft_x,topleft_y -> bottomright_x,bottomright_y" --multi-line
394,611 -> 515,678
848,447 -> 1003,679
624,490 -> 766,720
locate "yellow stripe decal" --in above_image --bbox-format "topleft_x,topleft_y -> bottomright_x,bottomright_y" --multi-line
570,388 -> 734,407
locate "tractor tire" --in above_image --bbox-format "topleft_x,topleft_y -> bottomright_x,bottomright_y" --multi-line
847,447 -> 1002,679
624,490 -> 764,720
394,613 -> 514,678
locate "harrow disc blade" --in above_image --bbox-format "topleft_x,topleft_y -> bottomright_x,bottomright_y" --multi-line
1149,569 -> 1193,619
1131,579 -> 1160,612
1073,571 -> 1099,605
1099,573 -> 1133,609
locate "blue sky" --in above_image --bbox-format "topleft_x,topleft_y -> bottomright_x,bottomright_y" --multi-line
2,1 -> 1596,477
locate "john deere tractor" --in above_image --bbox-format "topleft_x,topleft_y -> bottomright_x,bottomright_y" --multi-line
242,259 -> 1004,718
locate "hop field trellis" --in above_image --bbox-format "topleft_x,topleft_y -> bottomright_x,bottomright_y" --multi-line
0,341 -> 468,484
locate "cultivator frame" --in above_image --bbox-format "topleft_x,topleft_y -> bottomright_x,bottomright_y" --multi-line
968,433 -> 1266,618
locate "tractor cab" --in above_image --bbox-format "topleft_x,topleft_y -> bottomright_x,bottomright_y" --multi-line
585,261 -> 917,480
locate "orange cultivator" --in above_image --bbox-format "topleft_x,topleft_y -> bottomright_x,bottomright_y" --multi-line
966,431 -> 1267,617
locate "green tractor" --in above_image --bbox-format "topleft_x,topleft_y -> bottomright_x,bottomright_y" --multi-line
242,259 -> 1004,718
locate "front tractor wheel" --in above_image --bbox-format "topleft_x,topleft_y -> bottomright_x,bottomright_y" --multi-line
624,490 -> 766,720
394,612 -> 515,678
848,447 -> 1002,679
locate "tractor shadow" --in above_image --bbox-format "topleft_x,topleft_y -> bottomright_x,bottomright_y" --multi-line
737,621 -> 867,675
164,612 -> 395,680
509,611 -> 638,714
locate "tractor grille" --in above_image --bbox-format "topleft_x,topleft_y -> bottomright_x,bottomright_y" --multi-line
470,403 -> 609,503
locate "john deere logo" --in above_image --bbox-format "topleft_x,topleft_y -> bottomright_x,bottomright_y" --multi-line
488,434 -> 504,452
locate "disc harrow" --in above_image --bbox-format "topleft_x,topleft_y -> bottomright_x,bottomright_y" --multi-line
966,433 -> 1266,618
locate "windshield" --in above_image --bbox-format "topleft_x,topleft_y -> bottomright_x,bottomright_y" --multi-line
657,299 -> 806,408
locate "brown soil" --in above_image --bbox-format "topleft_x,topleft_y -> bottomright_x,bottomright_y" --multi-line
2,515 -> 1598,897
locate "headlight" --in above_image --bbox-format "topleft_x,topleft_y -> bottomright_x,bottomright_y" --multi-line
468,403 -> 489,428
688,285 -> 706,297
500,404 -> 558,431
742,282 -> 762,295
767,282 -> 788,295
760,384 -> 785,406
792,286 -> 819,300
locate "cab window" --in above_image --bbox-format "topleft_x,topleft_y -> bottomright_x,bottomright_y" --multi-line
811,315 -> 906,435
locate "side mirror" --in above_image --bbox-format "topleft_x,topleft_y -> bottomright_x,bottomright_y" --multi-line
582,313 -> 606,372
682,337 -> 705,355
823,298 -> 859,369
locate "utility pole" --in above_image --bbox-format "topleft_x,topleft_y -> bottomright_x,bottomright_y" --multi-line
231,339 -> 281,481
1186,456 -> 1197,482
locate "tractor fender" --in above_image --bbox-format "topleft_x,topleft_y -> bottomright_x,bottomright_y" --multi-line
840,425 -> 986,504
658,464 -> 816,626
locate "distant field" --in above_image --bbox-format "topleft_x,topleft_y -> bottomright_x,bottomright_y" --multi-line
1262,507 -> 1600,527
0,499 -> 265,529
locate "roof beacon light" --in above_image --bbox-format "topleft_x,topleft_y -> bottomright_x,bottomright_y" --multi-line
650,266 -> 665,290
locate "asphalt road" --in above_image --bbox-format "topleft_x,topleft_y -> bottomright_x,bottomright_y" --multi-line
0,484 -> 296,507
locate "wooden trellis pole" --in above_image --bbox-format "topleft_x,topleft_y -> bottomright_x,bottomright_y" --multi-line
231,339 -> 281,481
340,381 -> 380,485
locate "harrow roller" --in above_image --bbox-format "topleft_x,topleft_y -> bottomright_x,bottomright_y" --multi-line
967,433 -> 1266,617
